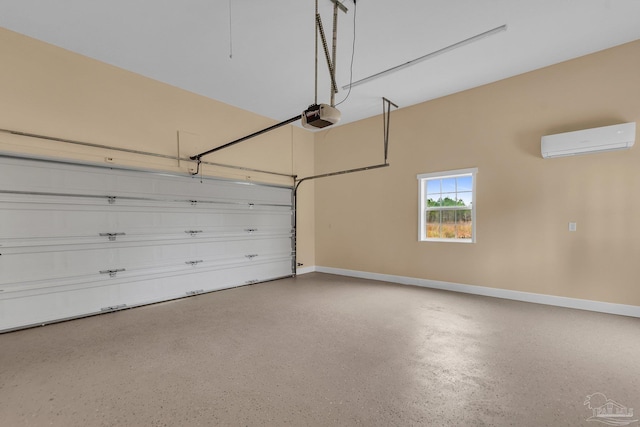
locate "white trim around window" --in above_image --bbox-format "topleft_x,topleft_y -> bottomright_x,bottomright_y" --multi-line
417,167 -> 477,243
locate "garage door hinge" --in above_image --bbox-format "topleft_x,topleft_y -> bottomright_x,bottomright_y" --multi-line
185,260 -> 203,266
107,196 -> 116,204
100,304 -> 126,312
99,268 -> 126,278
185,230 -> 203,236
186,289 -> 204,296
245,254 -> 259,259
190,200 -> 198,206
99,232 -> 126,241
244,228 -> 257,233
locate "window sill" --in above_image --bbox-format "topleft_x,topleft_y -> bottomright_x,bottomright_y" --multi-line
420,238 -> 475,243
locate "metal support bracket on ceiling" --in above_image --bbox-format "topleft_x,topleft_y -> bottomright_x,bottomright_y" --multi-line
382,97 -> 398,164
329,0 -> 348,13
316,12 -> 338,97
313,0 -> 348,104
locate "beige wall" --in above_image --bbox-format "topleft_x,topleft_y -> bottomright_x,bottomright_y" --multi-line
3,26 -> 639,306
0,27 -> 315,269
314,39 -> 640,306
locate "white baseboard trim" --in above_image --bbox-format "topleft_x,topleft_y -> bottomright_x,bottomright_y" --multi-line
315,266 -> 640,318
295,266 -> 317,275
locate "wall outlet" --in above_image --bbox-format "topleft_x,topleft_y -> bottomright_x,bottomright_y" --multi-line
569,222 -> 577,232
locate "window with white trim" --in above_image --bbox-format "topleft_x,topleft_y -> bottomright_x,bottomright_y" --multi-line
417,168 -> 477,242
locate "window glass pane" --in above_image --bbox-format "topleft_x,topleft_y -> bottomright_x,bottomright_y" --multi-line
441,192 -> 459,207
441,177 -> 456,193
430,197 -> 444,207
426,179 -> 441,195
456,175 -> 472,192
426,196 -> 440,207
456,209 -> 472,239
426,210 -> 441,238
457,191 -> 472,207
440,209 -> 457,238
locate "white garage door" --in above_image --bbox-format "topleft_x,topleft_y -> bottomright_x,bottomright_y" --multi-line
0,155 -> 294,332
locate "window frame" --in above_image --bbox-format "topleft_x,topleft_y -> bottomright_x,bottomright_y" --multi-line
417,167 -> 477,243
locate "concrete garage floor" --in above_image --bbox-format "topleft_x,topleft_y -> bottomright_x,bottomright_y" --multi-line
1,272 -> 638,426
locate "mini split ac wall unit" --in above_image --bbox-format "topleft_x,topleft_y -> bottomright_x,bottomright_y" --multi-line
541,122 -> 636,158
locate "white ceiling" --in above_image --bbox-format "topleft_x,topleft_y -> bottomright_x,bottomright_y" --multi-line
2,0 -> 640,127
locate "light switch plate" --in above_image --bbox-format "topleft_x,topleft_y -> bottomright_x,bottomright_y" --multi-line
569,222 -> 577,232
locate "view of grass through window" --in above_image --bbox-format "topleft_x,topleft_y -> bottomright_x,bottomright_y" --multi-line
425,174 -> 473,240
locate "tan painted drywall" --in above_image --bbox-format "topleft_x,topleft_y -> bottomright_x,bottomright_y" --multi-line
0,27 -> 315,268
3,26 -> 638,305
314,39 -> 640,306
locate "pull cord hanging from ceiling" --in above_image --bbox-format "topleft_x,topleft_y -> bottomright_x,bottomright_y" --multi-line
228,0 -> 233,59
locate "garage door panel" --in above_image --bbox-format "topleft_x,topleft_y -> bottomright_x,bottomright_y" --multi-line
0,199 -> 291,240
0,234 -> 292,286
0,257 -> 292,331
0,155 -> 294,332
2,156 -> 293,204
0,202 -> 114,239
